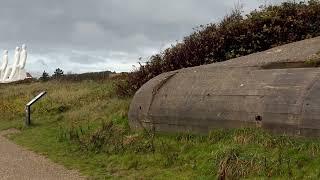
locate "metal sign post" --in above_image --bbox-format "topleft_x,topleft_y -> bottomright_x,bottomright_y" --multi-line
25,91 -> 47,126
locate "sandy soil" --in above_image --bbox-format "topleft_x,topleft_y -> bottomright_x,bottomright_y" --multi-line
0,129 -> 85,180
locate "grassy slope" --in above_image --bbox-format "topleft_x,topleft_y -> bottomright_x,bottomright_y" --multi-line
1,81 -> 320,179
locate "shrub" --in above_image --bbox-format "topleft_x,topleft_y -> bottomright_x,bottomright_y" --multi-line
39,71 -> 50,82
58,71 -> 114,82
116,0 -> 320,97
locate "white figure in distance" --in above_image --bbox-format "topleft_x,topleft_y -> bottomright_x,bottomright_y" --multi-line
0,50 -> 8,80
8,46 -> 22,81
17,44 -> 27,80
3,47 -> 21,82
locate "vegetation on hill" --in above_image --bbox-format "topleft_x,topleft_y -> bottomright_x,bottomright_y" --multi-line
38,68 -> 117,82
1,81 -> 320,179
116,0 -> 320,96
56,71 -> 117,81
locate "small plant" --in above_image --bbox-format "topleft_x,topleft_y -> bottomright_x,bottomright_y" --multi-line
208,129 -> 231,143
305,52 -> 320,67
158,140 -> 179,167
39,71 -> 50,81
52,68 -> 64,79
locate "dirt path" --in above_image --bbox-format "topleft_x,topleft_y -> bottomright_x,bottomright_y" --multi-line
0,130 -> 85,180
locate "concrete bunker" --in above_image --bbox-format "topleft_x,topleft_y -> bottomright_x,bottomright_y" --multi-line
129,37 -> 320,136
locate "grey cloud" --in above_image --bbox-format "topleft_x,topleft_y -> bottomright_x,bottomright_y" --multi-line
35,59 -> 48,67
0,0 -> 248,50
69,53 -> 106,65
0,0 -> 285,73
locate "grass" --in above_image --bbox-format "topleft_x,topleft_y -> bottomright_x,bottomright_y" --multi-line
1,80 -> 320,179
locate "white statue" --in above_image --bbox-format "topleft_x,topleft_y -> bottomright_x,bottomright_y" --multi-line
1,45 -> 28,83
8,46 -> 21,80
0,50 -> 8,80
3,47 -> 20,82
17,44 -> 27,80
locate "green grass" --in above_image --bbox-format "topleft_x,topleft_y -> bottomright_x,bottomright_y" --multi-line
1,80 -> 320,179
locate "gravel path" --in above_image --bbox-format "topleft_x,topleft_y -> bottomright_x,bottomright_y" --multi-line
0,130 -> 85,180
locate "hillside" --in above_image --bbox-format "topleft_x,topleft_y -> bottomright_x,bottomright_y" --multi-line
1,80 -> 320,179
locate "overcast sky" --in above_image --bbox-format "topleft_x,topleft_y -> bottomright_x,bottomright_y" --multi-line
0,0 -> 284,75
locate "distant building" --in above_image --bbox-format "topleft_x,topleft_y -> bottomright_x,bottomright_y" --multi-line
26,72 -> 33,79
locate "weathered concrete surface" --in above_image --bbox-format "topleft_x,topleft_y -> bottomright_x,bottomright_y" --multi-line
0,130 -> 85,180
129,37 -> 320,136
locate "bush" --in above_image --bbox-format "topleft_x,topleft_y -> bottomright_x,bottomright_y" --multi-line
116,0 -> 320,97
58,71 -> 114,82
52,68 -> 64,79
39,71 -> 50,82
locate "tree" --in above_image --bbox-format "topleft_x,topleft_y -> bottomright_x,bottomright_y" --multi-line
53,68 -> 64,79
39,71 -> 50,81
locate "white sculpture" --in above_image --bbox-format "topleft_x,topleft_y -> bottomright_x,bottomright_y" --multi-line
8,47 -> 21,80
1,44 -> 28,83
3,47 -> 20,82
17,44 -> 27,80
0,50 -> 8,80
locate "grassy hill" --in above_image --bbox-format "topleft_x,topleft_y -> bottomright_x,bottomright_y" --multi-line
1,80 -> 320,179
